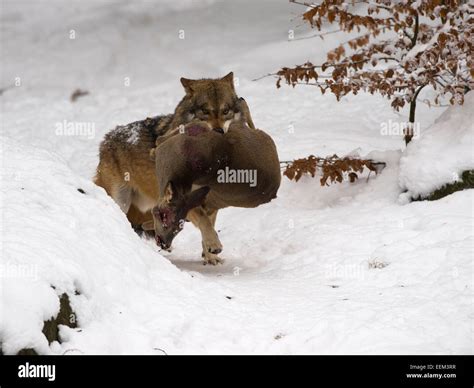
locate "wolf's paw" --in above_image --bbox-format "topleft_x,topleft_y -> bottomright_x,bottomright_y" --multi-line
202,238 -> 223,255
201,237 -> 223,265
203,253 -> 224,266
207,246 -> 222,254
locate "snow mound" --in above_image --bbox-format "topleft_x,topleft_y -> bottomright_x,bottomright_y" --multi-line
399,93 -> 474,199
0,137 -> 225,355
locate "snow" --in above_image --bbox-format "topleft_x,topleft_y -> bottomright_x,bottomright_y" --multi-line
399,93 -> 474,199
1,0 -> 472,355
109,122 -> 144,145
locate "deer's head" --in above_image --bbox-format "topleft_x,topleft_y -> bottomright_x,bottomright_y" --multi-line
143,182 -> 210,250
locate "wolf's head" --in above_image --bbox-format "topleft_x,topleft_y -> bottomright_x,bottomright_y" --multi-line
175,72 -> 242,134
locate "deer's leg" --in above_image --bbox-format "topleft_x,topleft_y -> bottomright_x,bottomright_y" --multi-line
238,97 -> 256,129
187,206 -> 223,265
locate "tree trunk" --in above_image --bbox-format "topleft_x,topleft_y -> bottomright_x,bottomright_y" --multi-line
404,84 -> 426,145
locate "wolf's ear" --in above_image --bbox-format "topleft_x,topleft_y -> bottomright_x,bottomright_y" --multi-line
180,77 -> 194,95
185,186 -> 210,211
221,72 -> 235,90
164,181 -> 176,203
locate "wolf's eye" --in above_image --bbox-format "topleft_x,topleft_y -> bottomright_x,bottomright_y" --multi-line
200,108 -> 210,115
223,108 -> 230,115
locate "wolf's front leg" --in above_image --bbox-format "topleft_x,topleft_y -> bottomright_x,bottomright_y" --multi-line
187,207 -> 223,265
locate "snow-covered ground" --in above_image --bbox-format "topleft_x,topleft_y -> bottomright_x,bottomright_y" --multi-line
1,0 -> 472,354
